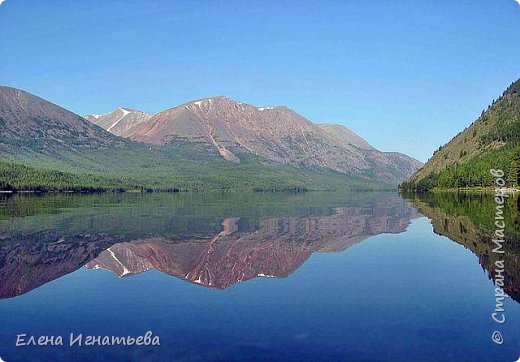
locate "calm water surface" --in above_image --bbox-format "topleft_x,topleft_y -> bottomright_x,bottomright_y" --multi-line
0,191 -> 519,361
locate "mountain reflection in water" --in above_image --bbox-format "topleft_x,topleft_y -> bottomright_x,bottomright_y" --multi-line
1,191 -> 519,304
0,192 -> 419,298
2,191 -> 520,362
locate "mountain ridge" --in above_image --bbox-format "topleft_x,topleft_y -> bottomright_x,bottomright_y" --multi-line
116,96 -> 422,183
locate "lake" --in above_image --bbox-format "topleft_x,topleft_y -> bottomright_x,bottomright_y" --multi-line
0,191 -> 518,361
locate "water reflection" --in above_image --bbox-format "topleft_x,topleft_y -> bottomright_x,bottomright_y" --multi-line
404,192 -> 520,302
2,192 -> 520,361
0,192 -> 418,298
85,205 -> 417,288
2,191 -> 520,303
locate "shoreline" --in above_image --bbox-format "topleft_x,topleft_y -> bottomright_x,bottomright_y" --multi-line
434,187 -> 519,193
401,187 -> 520,194
0,187 -> 398,195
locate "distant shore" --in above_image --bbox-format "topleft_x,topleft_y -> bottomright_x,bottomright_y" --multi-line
0,187 -> 398,195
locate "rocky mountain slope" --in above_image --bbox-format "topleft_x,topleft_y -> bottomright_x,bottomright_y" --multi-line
317,123 -> 375,150
123,96 -> 422,183
403,78 -> 520,190
0,86 -> 121,151
85,107 -> 151,137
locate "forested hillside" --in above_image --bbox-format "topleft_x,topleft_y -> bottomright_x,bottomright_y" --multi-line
402,78 -> 520,191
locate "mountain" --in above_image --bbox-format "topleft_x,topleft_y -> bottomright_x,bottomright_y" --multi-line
0,86 -> 420,191
1,86 -> 380,191
317,123 -> 375,150
85,107 -> 151,137
403,78 -> 520,191
0,86 -> 121,151
125,96 -> 422,183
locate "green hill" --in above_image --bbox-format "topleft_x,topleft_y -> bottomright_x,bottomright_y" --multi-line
402,78 -> 520,191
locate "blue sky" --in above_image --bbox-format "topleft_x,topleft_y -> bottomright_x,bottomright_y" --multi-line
1,0 -> 520,162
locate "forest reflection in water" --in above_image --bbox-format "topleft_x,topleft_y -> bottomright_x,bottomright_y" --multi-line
404,191 -> 520,303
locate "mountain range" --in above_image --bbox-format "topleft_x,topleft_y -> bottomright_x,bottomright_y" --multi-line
101,96 -> 421,182
0,86 -> 421,191
403,77 -> 520,191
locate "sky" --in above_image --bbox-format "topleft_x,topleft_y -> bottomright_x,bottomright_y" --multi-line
1,0 -> 520,162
